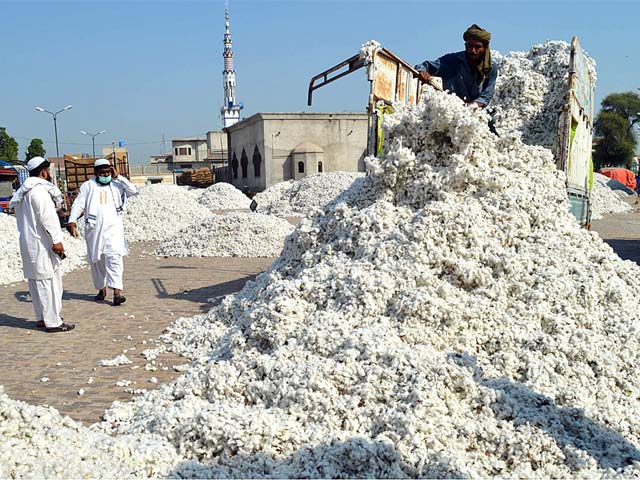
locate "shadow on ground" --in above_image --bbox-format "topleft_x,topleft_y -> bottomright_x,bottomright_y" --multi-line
449,352 -> 640,471
151,274 -> 258,312
602,239 -> 640,264
0,312 -> 41,331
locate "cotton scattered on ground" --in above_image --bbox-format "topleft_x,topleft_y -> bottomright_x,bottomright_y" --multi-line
591,173 -> 634,220
254,172 -> 364,217
154,212 -> 294,258
198,182 -> 251,211
0,212 -> 87,286
124,184 -> 210,242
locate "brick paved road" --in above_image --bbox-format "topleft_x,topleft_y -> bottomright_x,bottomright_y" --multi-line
0,243 -> 273,425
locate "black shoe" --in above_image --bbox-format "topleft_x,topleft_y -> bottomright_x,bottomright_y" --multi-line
113,295 -> 126,306
45,323 -> 76,333
94,289 -> 106,301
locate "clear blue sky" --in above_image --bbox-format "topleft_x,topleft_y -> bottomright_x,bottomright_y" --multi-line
2,0 -> 639,164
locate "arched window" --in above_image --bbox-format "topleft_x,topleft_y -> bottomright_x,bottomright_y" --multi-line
317,161 -> 323,173
241,149 -> 249,178
231,153 -> 238,179
298,161 -> 305,174
252,147 -> 262,177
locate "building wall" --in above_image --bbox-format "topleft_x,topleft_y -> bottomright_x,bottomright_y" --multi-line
172,139 -> 208,168
226,113 -> 368,192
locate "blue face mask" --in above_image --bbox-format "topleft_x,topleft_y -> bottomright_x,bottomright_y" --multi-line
97,175 -> 112,185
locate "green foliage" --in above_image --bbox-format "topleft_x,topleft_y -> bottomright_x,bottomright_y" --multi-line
593,111 -> 636,169
594,92 -> 640,170
26,138 -> 46,161
0,127 -> 19,163
600,92 -> 640,129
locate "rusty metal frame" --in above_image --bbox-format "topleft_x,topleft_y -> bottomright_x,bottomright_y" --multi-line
307,54 -> 366,106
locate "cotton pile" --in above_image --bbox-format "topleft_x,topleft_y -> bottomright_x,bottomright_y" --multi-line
254,172 -> 364,217
489,41 -> 596,150
89,87 -> 640,478
124,184 -> 210,242
154,212 -> 294,258
591,173 -> 634,220
0,212 -> 87,286
0,386 -> 178,478
199,182 -> 251,211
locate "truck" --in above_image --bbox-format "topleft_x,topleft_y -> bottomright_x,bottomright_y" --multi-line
57,153 -> 131,222
0,161 -> 28,212
307,37 -> 595,227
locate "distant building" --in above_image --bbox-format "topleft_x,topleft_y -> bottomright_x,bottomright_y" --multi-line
165,131 -> 228,171
223,112 -> 368,192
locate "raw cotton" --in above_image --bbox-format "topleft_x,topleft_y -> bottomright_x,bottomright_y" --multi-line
124,184 -> 210,242
198,182 -> 251,211
92,87 -> 640,478
0,386 -> 178,479
0,212 -> 87,286
254,172 -> 364,217
154,212 -> 294,258
488,41 -> 596,150
591,173 -> 634,220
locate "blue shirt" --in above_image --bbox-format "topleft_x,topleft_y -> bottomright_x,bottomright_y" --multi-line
416,51 -> 498,106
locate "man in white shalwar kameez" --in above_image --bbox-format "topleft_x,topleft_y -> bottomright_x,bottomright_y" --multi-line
10,157 -> 75,333
67,159 -> 137,306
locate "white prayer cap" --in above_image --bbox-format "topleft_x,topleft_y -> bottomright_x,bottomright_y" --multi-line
94,158 -> 111,168
26,156 -> 48,171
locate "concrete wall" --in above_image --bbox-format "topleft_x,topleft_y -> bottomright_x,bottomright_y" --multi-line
226,112 -> 368,192
172,139 -> 208,166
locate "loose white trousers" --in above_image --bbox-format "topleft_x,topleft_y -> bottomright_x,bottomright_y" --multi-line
90,254 -> 124,291
28,267 -> 63,329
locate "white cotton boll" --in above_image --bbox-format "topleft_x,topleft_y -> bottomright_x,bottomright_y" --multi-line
154,212 -> 294,258
99,354 -> 132,367
254,172 -> 365,217
124,184 -> 210,242
198,182 -> 251,211
0,213 -> 87,285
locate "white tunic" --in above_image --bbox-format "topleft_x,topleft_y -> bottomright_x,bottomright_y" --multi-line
9,177 -> 64,280
69,176 -> 138,264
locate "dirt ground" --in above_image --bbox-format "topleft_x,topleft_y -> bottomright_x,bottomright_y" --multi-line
1,210 -> 639,426
0,243 -> 273,425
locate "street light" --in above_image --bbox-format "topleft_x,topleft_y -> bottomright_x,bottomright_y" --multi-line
80,130 -> 107,158
35,105 -> 72,179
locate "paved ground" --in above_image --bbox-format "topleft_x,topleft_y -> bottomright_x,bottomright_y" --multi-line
0,243 -> 273,425
591,207 -> 640,264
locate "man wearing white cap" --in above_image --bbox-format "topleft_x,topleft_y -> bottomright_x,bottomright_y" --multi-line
67,159 -> 137,306
9,157 -> 75,333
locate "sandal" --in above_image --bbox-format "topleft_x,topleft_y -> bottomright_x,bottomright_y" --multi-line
45,323 -> 75,333
94,289 -> 107,301
113,295 -> 126,306
36,320 -> 45,328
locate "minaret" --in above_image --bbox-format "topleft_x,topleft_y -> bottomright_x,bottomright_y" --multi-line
221,0 -> 241,127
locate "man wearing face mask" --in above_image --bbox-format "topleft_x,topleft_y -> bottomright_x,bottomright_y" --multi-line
416,24 -> 498,108
66,159 -> 137,306
10,156 -> 75,332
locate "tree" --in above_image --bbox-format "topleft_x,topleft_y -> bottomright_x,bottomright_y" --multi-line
593,111 -> 636,170
26,138 -> 46,161
593,92 -> 640,170
600,92 -> 640,131
0,127 -> 19,163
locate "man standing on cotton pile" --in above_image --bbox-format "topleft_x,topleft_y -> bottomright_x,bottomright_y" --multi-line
416,24 -> 498,108
66,159 -> 137,306
10,156 -> 75,333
